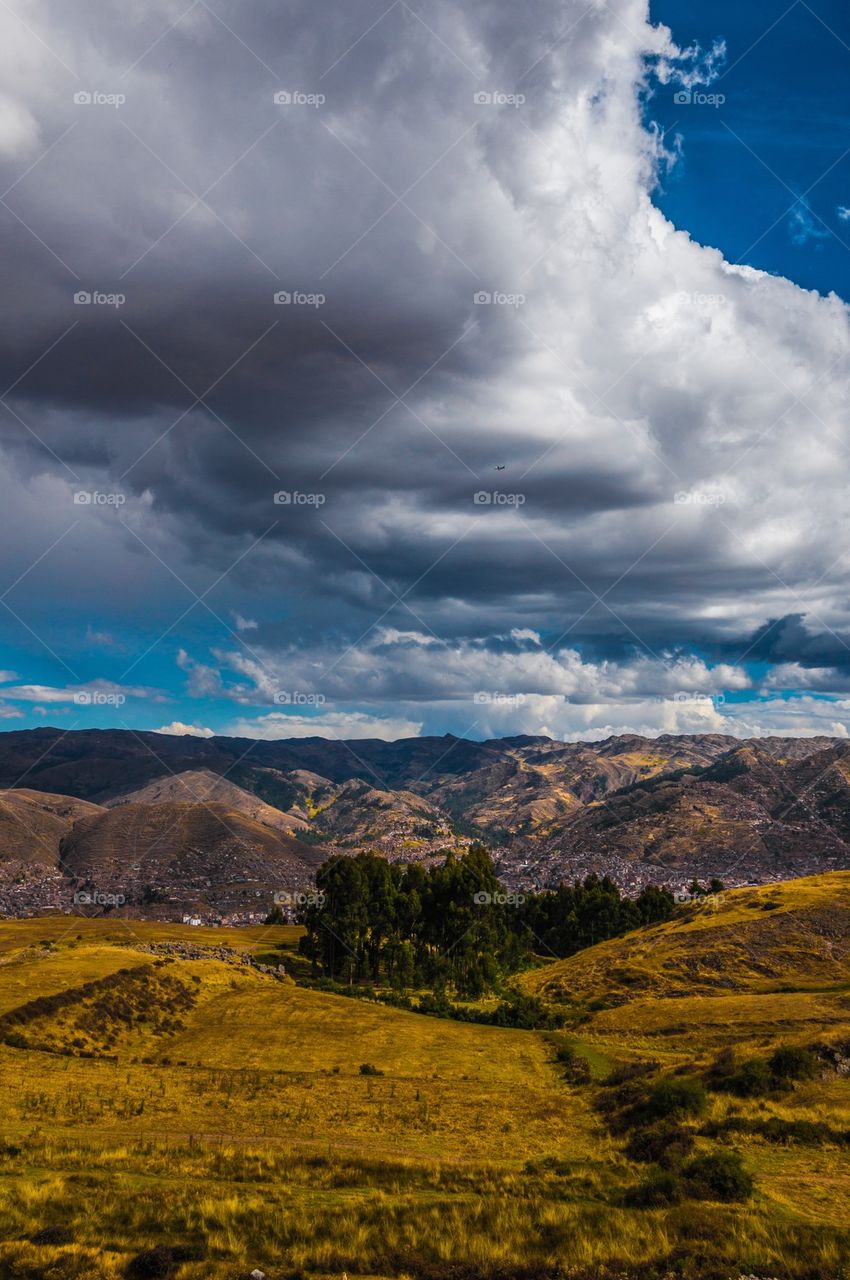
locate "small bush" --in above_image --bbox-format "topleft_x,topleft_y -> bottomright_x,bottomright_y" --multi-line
605,1059 -> 659,1087
721,1056 -> 777,1098
701,1115 -> 837,1146
769,1045 -> 817,1081
624,1167 -> 682,1207
645,1076 -> 707,1120
30,1226 -> 74,1245
359,1062 -> 384,1076
125,1245 -> 180,1279
706,1046 -> 736,1084
551,1040 -> 592,1084
625,1122 -> 695,1168
684,1150 -> 754,1202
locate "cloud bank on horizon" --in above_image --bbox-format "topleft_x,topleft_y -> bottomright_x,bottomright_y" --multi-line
0,0 -> 849,743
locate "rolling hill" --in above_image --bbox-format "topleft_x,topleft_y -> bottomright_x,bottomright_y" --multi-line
108,768 -> 309,834
519,870 -> 850,1006
60,800 -> 324,917
3,883 -> 850,1279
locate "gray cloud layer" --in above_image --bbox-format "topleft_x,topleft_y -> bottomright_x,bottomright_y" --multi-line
1,0 -> 850,738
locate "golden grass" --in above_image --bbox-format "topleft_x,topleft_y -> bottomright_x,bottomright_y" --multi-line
1,895 -> 850,1278
520,871 -> 850,1006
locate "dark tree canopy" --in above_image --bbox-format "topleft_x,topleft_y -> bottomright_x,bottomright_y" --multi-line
297,846 -> 677,997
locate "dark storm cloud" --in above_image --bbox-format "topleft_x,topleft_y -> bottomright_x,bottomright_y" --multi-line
742,615 -> 850,671
1,0 -> 850,737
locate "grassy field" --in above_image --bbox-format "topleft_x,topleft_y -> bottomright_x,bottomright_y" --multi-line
1,881 -> 850,1278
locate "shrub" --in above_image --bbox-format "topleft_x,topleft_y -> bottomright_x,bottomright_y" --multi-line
706,1046 -> 736,1084
625,1122 -> 695,1168
701,1115 -> 837,1146
721,1056 -> 777,1098
30,1226 -> 74,1245
551,1040 -> 592,1084
605,1059 -> 659,1087
645,1076 -> 707,1120
490,993 -> 555,1030
624,1167 -> 682,1207
684,1150 -> 754,1202
359,1062 -> 384,1076
125,1246 -> 180,1279
769,1044 -> 817,1081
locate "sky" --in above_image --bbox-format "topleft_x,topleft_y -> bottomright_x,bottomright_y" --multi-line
1,0 -> 850,744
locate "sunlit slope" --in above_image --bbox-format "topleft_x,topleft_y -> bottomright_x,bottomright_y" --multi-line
0,788 -> 103,872
520,872 -> 850,1006
3,908 -> 850,1278
0,915 -> 605,1166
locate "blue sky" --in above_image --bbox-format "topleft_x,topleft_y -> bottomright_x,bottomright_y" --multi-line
650,0 -> 850,299
2,0 -> 850,743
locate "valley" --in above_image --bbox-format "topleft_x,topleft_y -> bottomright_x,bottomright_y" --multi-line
1,876 -> 850,1278
1,729 -> 850,920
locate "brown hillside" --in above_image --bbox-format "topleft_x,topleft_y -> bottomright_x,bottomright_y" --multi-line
0,788 -> 104,874
60,801 -> 322,914
109,768 -> 309,834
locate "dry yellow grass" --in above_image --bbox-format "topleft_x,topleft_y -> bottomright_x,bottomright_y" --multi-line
520,871 -> 850,1005
1,888 -> 850,1278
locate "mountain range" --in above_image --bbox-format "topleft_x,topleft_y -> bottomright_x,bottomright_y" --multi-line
1,726 -> 849,917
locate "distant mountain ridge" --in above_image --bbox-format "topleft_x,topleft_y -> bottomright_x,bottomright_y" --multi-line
0,727 -> 849,916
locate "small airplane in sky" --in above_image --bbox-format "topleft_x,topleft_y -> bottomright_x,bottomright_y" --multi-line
495,464 -> 506,471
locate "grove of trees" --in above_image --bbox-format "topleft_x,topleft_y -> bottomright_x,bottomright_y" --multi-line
297,845 -> 678,997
